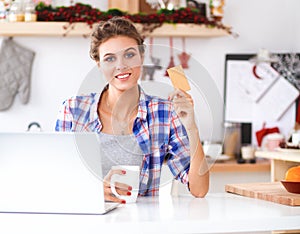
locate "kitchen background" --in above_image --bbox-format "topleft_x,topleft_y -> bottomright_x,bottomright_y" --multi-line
0,0 -> 299,145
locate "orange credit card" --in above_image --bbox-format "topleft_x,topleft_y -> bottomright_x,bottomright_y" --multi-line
167,65 -> 191,91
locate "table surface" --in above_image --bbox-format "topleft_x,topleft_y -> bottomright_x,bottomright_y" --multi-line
255,150 -> 300,163
1,193 -> 300,234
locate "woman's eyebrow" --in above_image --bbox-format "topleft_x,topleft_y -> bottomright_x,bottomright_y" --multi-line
103,53 -> 115,58
102,47 -> 138,58
124,47 -> 138,52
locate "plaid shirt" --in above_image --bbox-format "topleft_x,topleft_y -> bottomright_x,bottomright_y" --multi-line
55,86 -> 190,196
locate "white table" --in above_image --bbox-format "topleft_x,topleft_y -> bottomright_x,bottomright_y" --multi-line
0,193 -> 299,234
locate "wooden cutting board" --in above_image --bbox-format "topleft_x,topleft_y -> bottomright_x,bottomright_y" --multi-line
225,182 -> 300,206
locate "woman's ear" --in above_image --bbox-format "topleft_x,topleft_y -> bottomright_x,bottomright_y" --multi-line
97,61 -> 100,68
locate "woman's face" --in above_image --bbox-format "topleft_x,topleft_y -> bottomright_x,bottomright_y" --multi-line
98,36 -> 143,92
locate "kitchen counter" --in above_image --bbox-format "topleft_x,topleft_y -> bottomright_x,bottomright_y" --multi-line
162,159 -> 271,195
208,158 -> 270,193
0,193 -> 299,234
255,150 -> 300,181
255,150 -> 300,163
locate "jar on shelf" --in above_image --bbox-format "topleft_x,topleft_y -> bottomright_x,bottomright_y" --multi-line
0,1 -> 6,21
223,122 -> 241,159
24,0 -> 37,22
209,0 -> 225,21
8,0 -> 24,22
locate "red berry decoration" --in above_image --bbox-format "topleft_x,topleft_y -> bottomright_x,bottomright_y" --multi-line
35,3 -> 232,35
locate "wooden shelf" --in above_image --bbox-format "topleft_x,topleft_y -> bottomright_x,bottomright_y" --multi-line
210,159 -> 270,173
136,23 -> 229,38
0,22 -> 229,37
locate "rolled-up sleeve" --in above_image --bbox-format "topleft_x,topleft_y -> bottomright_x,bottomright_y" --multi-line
167,109 -> 190,185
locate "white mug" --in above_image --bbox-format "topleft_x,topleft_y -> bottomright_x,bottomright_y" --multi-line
202,142 -> 222,159
110,165 -> 140,203
292,132 -> 300,145
241,145 -> 255,160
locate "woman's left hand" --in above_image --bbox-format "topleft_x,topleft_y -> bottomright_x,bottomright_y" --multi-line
168,89 -> 197,130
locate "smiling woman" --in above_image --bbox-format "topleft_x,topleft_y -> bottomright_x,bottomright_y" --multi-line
55,16 -> 209,204
98,39 -> 144,92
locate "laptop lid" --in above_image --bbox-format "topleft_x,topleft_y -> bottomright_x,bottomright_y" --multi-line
0,132 -> 119,214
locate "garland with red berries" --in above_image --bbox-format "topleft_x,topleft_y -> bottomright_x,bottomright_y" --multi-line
36,3 -> 232,36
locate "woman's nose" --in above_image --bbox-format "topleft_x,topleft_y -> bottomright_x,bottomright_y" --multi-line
115,58 -> 128,70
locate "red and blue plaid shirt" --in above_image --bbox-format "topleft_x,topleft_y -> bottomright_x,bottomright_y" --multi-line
55,86 -> 190,196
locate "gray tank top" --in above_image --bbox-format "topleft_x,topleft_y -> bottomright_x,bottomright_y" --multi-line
98,132 -> 144,176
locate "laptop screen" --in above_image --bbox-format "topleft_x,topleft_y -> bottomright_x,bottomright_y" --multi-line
0,132 -> 114,214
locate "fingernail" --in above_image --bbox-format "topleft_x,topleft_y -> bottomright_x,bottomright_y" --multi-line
128,186 -> 132,191
121,200 -> 126,204
122,170 -> 126,174
127,191 -> 131,196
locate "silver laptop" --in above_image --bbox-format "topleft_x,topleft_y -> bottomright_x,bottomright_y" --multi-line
0,131 -> 119,215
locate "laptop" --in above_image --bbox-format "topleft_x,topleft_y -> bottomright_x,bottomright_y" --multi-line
0,131 -> 119,215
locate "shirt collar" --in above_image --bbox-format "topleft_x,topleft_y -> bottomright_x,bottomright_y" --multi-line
89,85 -> 108,132
136,86 -> 148,121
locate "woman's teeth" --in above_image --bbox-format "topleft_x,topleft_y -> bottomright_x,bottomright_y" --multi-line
116,74 -> 130,79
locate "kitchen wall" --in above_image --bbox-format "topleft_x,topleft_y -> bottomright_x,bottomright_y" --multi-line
0,0 -> 299,143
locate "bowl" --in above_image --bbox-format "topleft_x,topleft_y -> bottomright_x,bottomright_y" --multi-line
281,180 -> 300,194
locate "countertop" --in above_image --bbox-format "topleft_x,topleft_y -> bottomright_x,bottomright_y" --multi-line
256,150 -> 300,163
255,149 -> 300,181
1,193 -> 299,234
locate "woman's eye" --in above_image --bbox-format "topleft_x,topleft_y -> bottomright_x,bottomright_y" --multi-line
125,52 -> 136,59
104,56 -> 116,63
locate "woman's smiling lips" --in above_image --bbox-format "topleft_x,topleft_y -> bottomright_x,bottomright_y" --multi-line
115,73 -> 131,80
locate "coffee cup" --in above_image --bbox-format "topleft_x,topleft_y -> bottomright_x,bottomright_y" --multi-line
265,133 -> 284,151
292,132 -> 300,145
202,142 -> 222,159
110,165 -> 140,203
241,145 -> 255,160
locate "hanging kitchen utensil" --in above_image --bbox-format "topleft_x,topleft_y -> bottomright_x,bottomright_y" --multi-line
0,38 -> 35,111
165,37 -> 175,77
141,37 -> 162,81
178,37 -> 191,69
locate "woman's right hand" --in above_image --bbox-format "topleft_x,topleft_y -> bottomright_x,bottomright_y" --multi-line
103,168 -> 132,204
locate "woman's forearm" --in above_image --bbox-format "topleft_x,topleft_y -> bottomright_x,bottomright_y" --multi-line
186,126 -> 209,197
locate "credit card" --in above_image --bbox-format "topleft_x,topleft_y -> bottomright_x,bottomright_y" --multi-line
167,65 -> 191,91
